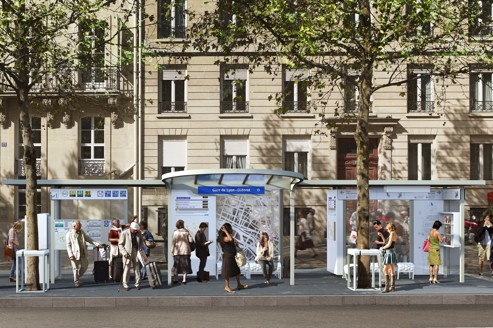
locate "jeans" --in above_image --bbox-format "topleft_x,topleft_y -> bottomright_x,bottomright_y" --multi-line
259,260 -> 273,281
9,246 -> 23,279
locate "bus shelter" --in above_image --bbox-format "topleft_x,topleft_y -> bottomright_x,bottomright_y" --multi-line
162,169 -> 303,286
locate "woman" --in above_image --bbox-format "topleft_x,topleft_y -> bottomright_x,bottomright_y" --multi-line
428,220 -> 445,284
476,211 -> 493,275
139,220 -> 155,280
8,222 -> 23,283
171,220 -> 193,284
217,223 -> 248,293
380,222 -> 398,293
195,222 -> 211,282
255,232 -> 274,284
295,209 -> 317,258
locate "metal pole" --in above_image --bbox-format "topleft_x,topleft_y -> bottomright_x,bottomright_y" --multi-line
290,185 -> 295,286
459,187 -> 465,283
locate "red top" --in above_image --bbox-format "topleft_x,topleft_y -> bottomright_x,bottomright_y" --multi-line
108,229 -> 120,245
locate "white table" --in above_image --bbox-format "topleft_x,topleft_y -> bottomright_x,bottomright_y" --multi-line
346,248 -> 381,291
16,249 -> 50,293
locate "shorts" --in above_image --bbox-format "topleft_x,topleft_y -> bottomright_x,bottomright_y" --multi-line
477,243 -> 491,261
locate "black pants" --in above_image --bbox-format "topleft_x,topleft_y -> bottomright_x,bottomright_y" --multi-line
198,256 -> 207,278
259,260 -> 273,280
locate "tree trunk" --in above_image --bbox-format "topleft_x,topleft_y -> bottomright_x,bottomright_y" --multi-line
19,92 -> 40,291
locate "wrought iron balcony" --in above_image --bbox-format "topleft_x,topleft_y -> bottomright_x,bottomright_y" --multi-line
282,101 -> 310,113
79,159 -> 105,176
470,24 -> 493,36
471,100 -> 493,112
220,101 -> 249,113
408,100 -> 434,113
17,159 -> 41,177
158,101 -> 187,113
345,100 -> 358,113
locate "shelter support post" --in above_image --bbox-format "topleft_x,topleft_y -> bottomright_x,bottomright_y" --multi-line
290,185 -> 295,285
459,188 -> 465,283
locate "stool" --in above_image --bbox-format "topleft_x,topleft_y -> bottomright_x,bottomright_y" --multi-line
397,262 -> 415,280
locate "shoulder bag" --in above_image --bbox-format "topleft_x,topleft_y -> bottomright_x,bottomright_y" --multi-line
422,237 -> 430,252
4,241 -> 13,260
235,246 -> 247,267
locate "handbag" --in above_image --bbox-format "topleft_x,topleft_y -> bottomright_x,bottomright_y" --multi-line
144,239 -> 156,249
295,236 -> 307,250
235,247 -> 247,267
422,238 -> 430,252
4,241 -> 13,260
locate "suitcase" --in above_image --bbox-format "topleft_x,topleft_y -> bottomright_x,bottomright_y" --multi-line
93,245 -> 110,283
112,256 -> 124,283
146,261 -> 162,289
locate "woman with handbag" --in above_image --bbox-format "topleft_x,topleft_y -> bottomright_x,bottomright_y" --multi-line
7,222 -> 23,282
428,220 -> 445,284
139,220 -> 155,280
217,223 -> 248,293
380,222 -> 398,293
255,232 -> 274,285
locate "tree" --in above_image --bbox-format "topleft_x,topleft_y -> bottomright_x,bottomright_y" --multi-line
181,0 -> 479,287
0,0 -> 136,290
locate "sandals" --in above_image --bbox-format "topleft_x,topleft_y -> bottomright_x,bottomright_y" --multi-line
237,284 -> 249,290
433,279 -> 440,284
225,288 -> 235,294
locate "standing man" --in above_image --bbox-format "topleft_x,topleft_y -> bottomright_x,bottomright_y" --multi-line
372,220 -> 389,248
118,221 -> 144,291
66,220 -> 102,287
195,222 -> 211,282
475,212 -> 493,276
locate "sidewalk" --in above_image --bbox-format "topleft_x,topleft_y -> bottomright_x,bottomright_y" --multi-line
1,269 -> 493,308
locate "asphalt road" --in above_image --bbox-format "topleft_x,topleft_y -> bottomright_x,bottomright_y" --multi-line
1,305 -> 492,328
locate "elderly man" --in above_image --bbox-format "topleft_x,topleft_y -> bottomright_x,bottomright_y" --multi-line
118,221 -> 144,291
66,220 -> 102,287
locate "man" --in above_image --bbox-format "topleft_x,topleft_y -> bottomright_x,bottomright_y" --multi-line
475,212 -> 493,276
195,222 -> 211,282
118,221 -> 144,291
66,220 -> 102,287
108,218 -> 128,280
373,220 -> 389,248
399,211 -> 410,262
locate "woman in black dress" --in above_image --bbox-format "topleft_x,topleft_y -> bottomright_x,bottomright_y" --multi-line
218,223 -> 248,293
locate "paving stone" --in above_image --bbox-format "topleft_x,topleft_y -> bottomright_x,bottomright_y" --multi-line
276,295 -> 310,306
442,295 -> 476,305
375,295 -> 409,305
244,296 -> 277,306
52,297 -> 85,308
343,296 -> 376,305
84,297 -> 116,307
309,295 -> 344,306
211,296 -> 245,307
21,297 -> 53,307
179,296 -> 212,307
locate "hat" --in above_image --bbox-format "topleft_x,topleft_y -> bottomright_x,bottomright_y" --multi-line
130,222 -> 140,230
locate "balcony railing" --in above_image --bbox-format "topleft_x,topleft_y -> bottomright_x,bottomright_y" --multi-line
408,100 -> 434,113
158,101 -> 187,113
220,101 -> 249,113
470,24 -> 493,36
345,101 -> 358,113
79,159 -> 105,176
17,159 -> 41,177
282,101 -> 310,113
471,100 -> 493,112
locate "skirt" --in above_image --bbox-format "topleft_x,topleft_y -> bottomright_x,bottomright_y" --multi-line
427,248 -> 441,266
221,253 -> 241,278
173,255 -> 192,274
383,249 -> 398,265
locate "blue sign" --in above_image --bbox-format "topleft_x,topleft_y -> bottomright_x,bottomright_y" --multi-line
198,186 -> 265,195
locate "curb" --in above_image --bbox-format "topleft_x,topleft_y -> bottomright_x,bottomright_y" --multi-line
0,294 -> 492,308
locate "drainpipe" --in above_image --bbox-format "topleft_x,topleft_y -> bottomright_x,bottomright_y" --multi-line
132,0 -> 139,218
137,0 -> 144,219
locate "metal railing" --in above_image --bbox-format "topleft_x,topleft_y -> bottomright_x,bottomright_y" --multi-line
282,101 -> 310,113
158,101 -> 187,113
220,101 -> 249,113
470,24 -> 493,36
17,159 -> 41,177
471,100 -> 493,112
79,159 -> 105,176
408,100 -> 434,113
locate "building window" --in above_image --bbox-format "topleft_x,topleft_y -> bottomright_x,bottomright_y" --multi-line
283,68 -> 310,112
220,65 -> 249,113
408,68 -> 433,112
79,20 -> 106,89
408,141 -> 432,180
344,75 -> 359,113
158,0 -> 186,39
471,143 -> 493,179
405,3 -> 433,36
161,138 -> 186,175
470,70 -> 493,111
18,181 -> 42,221
221,138 -> 247,168
80,117 -> 105,176
18,117 -> 41,177
284,138 -> 310,177
159,67 -> 187,113
470,0 -> 493,36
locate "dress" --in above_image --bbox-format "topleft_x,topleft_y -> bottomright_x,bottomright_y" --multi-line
220,239 -> 240,278
172,229 -> 193,274
383,241 -> 398,265
427,235 -> 441,265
